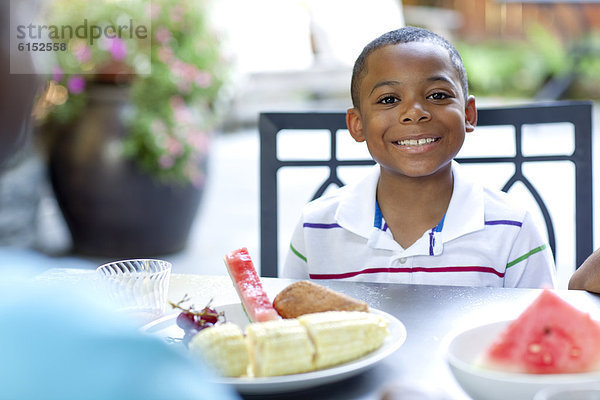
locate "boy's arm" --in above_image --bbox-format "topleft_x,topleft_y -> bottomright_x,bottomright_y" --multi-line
281,219 -> 310,279
568,249 -> 600,292
503,211 -> 556,288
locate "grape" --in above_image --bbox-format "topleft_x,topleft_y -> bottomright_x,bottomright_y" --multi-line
200,308 -> 219,324
169,296 -> 225,346
176,311 -> 196,330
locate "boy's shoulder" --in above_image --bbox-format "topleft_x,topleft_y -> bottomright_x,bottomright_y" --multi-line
301,166 -> 379,220
302,182 -> 355,216
453,162 -> 529,223
480,184 -> 529,222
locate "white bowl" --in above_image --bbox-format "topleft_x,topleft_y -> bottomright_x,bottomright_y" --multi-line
533,385 -> 600,400
445,320 -> 600,400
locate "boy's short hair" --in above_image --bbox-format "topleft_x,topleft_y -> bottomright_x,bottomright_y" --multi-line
350,26 -> 469,108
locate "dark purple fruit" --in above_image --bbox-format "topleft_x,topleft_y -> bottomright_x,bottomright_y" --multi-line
176,311 -> 196,330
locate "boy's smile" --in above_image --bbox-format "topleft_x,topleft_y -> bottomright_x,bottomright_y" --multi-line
393,136 -> 440,153
346,42 -> 477,180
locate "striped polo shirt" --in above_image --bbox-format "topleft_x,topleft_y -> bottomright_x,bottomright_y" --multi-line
282,161 -> 556,288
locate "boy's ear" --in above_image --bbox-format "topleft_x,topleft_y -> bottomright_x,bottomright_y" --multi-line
346,108 -> 365,142
464,95 -> 477,133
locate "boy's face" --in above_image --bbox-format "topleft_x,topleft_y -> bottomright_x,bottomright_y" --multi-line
346,42 -> 476,180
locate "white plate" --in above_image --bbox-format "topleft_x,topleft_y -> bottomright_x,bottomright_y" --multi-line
445,320 -> 600,400
143,303 -> 407,394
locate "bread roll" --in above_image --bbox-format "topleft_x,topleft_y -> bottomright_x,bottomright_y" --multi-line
273,280 -> 368,318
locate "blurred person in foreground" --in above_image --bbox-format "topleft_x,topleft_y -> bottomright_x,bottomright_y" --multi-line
0,2 -> 238,399
0,3 -> 37,167
0,274 -> 239,400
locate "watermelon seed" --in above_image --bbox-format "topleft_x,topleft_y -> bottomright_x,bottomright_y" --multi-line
570,348 -> 582,358
542,353 -> 553,365
544,327 -> 552,335
528,343 -> 541,354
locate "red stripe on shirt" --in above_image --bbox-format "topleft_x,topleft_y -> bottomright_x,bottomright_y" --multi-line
309,266 -> 505,279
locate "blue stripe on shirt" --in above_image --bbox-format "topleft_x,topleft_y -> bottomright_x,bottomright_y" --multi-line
485,219 -> 522,227
374,200 -> 383,230
303,222 -> 342,229
429,214 -> 447,255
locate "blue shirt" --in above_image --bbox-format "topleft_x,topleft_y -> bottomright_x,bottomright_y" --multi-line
0,267 -> 239,400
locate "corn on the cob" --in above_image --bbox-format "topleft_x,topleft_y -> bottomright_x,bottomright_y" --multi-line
245,318 -> 315,377
187,311 -> 390,378
188,322 -> 249,377
298,311 -> 389,370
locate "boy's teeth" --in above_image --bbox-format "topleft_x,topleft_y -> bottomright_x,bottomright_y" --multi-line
397,138 -> 437,146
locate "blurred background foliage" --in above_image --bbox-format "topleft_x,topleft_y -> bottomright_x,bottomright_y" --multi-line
457,25 -> 600,99
402,0 -> 600,101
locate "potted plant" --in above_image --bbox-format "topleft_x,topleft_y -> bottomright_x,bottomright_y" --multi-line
35,0 -> 228,257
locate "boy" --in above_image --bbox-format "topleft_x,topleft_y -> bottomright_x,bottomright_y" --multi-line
282,26 -> 556,288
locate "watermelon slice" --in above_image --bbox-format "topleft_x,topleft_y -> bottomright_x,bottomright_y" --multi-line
224,247 -> 280,322
482,289 -> 600,374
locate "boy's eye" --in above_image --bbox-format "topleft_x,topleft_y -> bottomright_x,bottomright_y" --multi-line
428,92 -> 451,100
378,95 -> 398,105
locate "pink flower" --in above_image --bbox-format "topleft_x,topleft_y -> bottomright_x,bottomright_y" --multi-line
188,130 -> 209,152
67,75 -> 86,94
157,46 -> 174,63
170,60 -> 186,76
108,38 -> 127,61
169,95 -> 185,110
176,107 -> 192,125
155,26 -> 172,45
72,43 -> 91,63
148,3 -> 161,20
159,154 -> 174,169
166,137 -> 184,157
170,5 -> 185,23
169,60 -> 202,93
169,96 -> 192,125
52,66 -> 64,82
195,71 -> 212,88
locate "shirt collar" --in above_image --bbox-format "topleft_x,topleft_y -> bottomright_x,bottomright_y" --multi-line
442,161 -> 485,243
334,161 -> 485,244
335,164 -> 380,238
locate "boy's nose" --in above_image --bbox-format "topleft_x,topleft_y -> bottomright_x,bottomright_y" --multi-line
400,101 -> 431,123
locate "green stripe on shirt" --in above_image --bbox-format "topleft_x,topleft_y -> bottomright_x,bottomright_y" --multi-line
506,244 -> 548,269
290,243 -> 307,263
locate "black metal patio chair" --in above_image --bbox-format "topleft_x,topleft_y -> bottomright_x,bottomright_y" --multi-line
259,101 -> 594,278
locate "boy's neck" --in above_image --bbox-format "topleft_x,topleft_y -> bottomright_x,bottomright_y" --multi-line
376,164 -> 454,249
